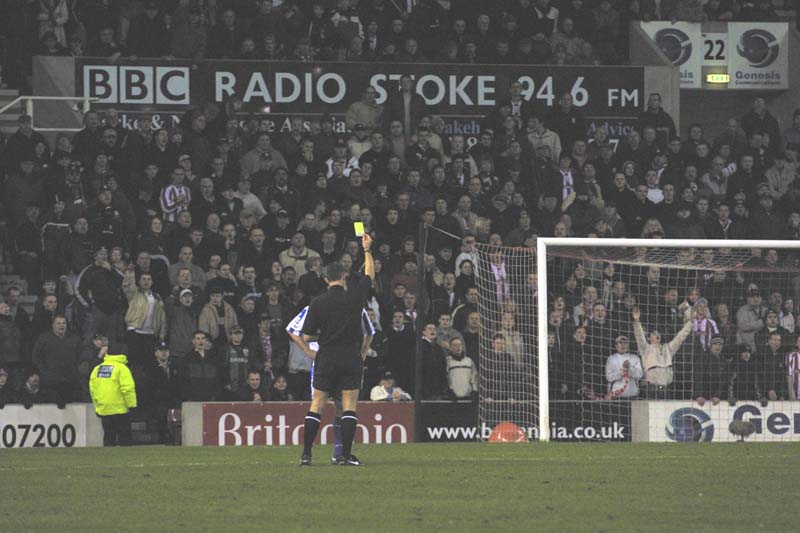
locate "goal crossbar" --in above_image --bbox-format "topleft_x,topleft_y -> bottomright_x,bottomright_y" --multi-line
535,237 -> 800,442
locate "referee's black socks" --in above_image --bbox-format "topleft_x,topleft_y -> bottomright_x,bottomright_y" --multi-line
303,412 -> 321,455
341,411 -> 358,458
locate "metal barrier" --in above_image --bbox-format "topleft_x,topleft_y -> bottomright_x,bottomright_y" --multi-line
0,96 -> 98,132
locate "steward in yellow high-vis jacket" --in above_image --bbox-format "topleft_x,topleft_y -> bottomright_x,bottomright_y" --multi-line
90,352 -> 137,446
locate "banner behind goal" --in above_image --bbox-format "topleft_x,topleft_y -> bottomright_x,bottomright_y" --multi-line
473,239 -> 800,442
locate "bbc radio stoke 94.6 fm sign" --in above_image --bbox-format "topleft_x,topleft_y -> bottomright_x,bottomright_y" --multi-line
77,59 -> 645,118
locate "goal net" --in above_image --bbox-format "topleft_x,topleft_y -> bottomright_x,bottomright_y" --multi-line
473,239 -> 800,442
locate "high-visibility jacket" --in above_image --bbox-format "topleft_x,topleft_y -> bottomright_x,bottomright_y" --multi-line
89,354 -> 137,416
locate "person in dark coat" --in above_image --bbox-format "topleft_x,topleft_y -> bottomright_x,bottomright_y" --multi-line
237,370 -> 271,401
0,367 -> 14,407
694,337 -> 731,406
420,323 -> 447,400
31,315 -> 81,405
180,331 -> 223,401
145,342 -> 181,443
0,303 -> 23,391
17,370 -> 53,408
729,344 -> 762,403
384,310 -> 415,393
545,92 -> 586,154
77,247 -> 124,342
759,332 -> 789,402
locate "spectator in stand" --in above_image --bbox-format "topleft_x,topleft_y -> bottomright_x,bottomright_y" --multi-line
741,97 -> 782,153
345,85 -> 384,131
420,322 -> 447,400
31,315 -> 80,405
445,337 -> 478,400
170,8 -> 207,64
0,367 -> 13,407
238,369 -> 270,401
181,330 -> 222,401
122,267 -> 167,369
605,335 -> 644,399
0,302 -> 23,391
144,342 -> 181,444
370,371 -> 412,401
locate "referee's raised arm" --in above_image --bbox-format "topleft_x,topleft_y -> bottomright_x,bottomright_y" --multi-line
362,234 -> 375,280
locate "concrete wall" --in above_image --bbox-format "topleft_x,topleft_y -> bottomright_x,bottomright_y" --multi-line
630,23 -> 681,132
678,26 -> 799,141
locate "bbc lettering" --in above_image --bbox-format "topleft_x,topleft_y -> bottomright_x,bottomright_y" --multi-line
83,66 -> 190,105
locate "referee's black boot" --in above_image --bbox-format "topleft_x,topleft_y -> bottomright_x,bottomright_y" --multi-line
336,455 -> 362,466
299,453 -> 312,466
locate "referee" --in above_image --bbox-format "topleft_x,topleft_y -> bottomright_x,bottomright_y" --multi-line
300,234 -> 374,466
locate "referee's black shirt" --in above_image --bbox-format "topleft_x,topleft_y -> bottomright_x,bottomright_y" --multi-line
301,275 -> 371,355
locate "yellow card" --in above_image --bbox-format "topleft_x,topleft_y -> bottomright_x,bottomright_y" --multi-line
354,222 -> 365,237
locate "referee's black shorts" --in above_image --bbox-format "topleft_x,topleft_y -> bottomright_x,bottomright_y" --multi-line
312,349 -> 363,394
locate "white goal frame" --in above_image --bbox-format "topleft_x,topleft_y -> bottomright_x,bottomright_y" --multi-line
535,238 -> 800,442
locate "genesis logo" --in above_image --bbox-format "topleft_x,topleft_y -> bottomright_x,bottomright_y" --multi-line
736,29 -> 779,68
665,408 -> 714,442
655,28 -> 692,66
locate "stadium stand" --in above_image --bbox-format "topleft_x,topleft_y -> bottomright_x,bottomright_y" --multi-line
0,0 -> 798,442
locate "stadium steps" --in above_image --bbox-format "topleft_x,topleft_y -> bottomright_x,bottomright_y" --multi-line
0,88 -> 21,135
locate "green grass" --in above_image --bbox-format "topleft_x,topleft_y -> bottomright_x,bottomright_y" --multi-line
2,443 -> 799,532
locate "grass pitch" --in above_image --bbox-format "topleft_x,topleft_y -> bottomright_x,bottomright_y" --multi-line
2,443 -> 798,532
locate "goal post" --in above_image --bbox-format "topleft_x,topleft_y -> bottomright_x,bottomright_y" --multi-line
473,238 -> 800,443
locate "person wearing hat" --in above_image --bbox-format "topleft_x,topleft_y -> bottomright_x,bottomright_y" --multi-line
369,371 -> 411,402
632,303 -> 694,399
694,336 -> 730,407
729,344 -> 763,405
735,286 -> 767,351
165,288 -> 199,360
605,335 -> 644,399
347,123 -> 373,161
89,341 -> 137,446
754,308 -> 791,351
4,114 -> 45,172
144,342 -> 181,444
220,324 -> 256,398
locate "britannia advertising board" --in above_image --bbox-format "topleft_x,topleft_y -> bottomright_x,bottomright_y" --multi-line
199,401 -> 414,446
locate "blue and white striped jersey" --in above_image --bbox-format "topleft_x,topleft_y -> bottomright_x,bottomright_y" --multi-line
286,306 -> 375,353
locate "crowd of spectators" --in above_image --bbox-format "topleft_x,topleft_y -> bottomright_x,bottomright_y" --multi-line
1,0 -> 794,88
0,1 -> 799,440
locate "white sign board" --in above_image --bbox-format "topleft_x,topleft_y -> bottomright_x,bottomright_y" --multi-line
632,401 -> 800,442
727,22 -> 789,89
0,404 -> 103,448
641,22 -> 703,89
